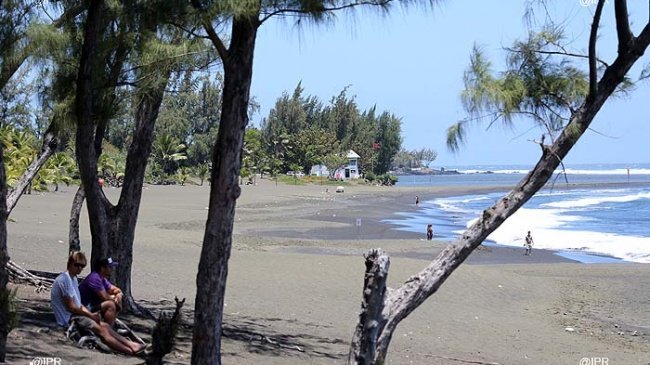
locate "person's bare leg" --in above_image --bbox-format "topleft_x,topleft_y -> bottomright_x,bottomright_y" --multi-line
100,300 -> 117,325
104,323 -> 145,353
93,323 -> 139,355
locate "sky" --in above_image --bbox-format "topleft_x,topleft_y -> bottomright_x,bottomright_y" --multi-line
250,0 -> 650,168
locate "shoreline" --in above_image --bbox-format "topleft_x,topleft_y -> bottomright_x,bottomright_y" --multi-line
6,182 -> 650,364
244,180 -> 638,265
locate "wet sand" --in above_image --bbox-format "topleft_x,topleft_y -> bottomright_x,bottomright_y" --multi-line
5,180 -> 650,364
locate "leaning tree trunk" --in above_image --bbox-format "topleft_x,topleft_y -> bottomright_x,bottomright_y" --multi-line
68,185 -> 85,253
0,143 -> 10,362
6,125 -> 62,214
348,6 -> 650,364
110,54 -> 172,315
191,15 -> 259,365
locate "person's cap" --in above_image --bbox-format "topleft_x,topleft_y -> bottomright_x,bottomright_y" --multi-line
99,257 -> 119,268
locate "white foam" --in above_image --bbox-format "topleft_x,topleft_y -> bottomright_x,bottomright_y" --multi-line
456,168 -> 650,175
561,168 -> 650,175
459,207 -> 650,263
541,191 -> 650,209
433,196 -> 490,214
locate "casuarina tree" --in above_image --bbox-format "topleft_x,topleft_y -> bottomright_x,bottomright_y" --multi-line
348,1 -> 650,363
188,1 -> 436,364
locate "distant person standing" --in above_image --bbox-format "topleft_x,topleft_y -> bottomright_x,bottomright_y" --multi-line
426,224 -> 434,240
415,195 -> 420,207
524,231 -> 534,256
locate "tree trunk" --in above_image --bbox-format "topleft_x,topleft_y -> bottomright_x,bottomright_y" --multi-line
146,297 -> 185,365
74,0 -> 113,265
348,16 -> 650,365
72,0 -> 175,317
0,141 -> 10,362
348,249 -> 390,365
191,15 -> 259,365
5,127 -> 60,214
111,61 -> 172,315
68,185 -> 85,253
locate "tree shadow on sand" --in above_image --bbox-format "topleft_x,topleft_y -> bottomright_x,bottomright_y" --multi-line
10,294 -> 347,363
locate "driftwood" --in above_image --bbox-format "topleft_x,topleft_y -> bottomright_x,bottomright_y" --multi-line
115,318 -> 146,345
7,260 -> 53,292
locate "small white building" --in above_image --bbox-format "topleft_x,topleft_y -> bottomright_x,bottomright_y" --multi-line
309,164 -> 329,177
334,150 -> 361,180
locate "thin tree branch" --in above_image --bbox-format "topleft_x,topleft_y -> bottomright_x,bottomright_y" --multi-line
588,0 -> 605,101
538,99 -> 570,123
503,48 -> 610,68
168,21 -> 211,40
259,0 -> 393,25
202,20 -> 228,61
121,50 -> 215,75
614,0 -> 633,54
637,24 -> 650,51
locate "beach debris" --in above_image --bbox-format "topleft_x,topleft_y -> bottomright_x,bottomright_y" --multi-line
7,260 -> 53,292
564,327 -> 575,332
58,240 -> 64,244
258,335 -> 304,352
617,331 -> 625,336
336,185 -> 344,193
632,330 -> 639,336
497,284 -> 503,288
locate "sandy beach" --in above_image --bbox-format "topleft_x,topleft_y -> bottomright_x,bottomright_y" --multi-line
5,179 -> 650,364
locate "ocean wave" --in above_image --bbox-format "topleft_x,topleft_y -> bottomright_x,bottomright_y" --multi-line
541,191 -> 650,209
456,168 -> 650,175
561,168 -> 650,175
460,207 -> 650,263
434,202 -> 471,214
458,169 -> 528,174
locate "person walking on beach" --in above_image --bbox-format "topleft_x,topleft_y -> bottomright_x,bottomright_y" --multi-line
51,251 -> 146,355
415,195 -> 420,207
426,224 -> 434,240
524,231 -> 534,256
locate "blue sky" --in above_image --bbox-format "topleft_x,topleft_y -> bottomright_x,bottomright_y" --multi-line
251,1 -> 650,167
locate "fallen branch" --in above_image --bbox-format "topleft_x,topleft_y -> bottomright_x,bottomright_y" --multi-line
7,260 -> 53,293
421,353 -> 500,365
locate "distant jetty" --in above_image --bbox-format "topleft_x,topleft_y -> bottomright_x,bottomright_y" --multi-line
392,167 -> 461,176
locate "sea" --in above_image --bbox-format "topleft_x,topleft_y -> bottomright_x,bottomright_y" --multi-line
385,163 -> 650,264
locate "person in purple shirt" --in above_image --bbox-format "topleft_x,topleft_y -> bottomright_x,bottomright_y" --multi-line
51,252 -> 145,355
79,257 -> 124,326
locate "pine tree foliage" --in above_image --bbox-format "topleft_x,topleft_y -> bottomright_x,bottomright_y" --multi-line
447,26 -> 596,152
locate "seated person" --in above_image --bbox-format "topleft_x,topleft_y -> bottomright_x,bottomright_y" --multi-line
51,251 -> 145,355
79,257 -> 123,326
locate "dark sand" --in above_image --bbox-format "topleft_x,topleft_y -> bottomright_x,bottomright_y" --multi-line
5,180 -> 650,364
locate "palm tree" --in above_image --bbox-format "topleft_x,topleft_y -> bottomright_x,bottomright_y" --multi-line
175,167 -> 191,186
46,152 -> 76,191
152,134 -> 187,179
194,163 -> 210,186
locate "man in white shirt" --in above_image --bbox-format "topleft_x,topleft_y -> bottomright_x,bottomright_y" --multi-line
51,251 -> 146,355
